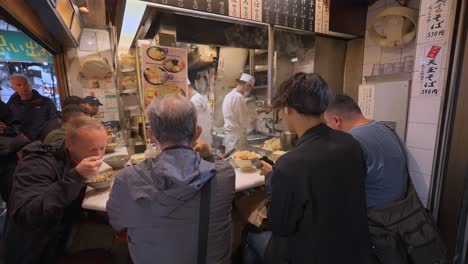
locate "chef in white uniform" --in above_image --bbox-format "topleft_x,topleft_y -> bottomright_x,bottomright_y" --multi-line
187,79 -> 212,144
222,73 -> 255,153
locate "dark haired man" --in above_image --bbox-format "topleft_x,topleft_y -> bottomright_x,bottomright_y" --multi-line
259,73 -> 371,264
324,95 -> 408,207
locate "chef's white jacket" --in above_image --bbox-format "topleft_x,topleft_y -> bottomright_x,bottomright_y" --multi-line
190,91 -> 212,144
222,88 -> 249,151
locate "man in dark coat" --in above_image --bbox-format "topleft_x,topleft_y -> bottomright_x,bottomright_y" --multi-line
4,117 -> 108,264
260,73 -> 371,264
0,100 -> 28,205
7,74 -> 58,142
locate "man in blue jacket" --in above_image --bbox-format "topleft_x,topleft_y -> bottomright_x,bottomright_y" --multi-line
7,74 -> 58,141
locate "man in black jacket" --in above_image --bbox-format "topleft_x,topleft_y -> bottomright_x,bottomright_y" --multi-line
7,74 -> 58,142
3,117 -> 108,264
0,100 -> 29,205
260,73 -> 371,264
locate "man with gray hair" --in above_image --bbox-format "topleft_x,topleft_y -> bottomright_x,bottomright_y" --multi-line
107,94 -> 235,264
7,74 -> 58,141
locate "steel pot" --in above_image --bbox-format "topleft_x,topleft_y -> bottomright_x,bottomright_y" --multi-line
280,132 -> 298,150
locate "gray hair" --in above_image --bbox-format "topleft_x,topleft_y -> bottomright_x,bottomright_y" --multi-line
10,74 -> 32,86
146,94 -> 197,145
66,117 -> 106,142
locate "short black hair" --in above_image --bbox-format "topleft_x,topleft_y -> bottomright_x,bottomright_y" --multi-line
62,104 -> 90,123
272,72 -> 331,116
326,95 -> 363,117
62,96 -> 85,108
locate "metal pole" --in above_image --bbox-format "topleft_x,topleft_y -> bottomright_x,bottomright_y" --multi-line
267,25 -> 274,105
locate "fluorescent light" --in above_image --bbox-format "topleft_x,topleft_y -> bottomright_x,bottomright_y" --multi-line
290,57 -> 298,63
119,0 -> 147,51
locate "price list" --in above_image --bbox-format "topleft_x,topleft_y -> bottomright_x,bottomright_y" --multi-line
144,0 -> 315,31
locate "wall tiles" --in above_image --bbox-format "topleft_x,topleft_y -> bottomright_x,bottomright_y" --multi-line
381,47 -> 403,63
407,147 -> 435,175
408,0 -> 422,9
362,64 -> 374,78
363,45 -> 382,65
406,122 -> 438,150
409,171 -> 432,204
402,40 -> 417,59
408,96 -> 442,124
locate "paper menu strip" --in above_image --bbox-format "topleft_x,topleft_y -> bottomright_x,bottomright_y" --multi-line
358,84 -> 375,119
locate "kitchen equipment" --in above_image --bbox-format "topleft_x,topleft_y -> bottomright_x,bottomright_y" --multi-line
104,154 -> 129,170
280,132 -> 298,151
233,154 -> 261,172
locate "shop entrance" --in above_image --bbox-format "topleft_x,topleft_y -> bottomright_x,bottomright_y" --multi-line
0,18 -> 60,109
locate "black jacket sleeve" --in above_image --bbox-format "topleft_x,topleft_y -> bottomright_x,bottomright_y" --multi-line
266,167 -> 306,237
9,155 -> 86,227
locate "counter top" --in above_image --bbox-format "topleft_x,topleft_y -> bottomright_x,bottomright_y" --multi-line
82,160 -> 265,212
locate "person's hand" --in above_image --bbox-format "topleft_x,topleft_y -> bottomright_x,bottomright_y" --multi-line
75,156 -> 103,179
193,139 -> 212,158
259,161 -> 273,176
0,121 -> 6,134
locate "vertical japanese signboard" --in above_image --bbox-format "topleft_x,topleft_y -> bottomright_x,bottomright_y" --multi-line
142,0 -> 315,31
140,44 -> 188,109
423,0 -> 450,42
419,44 -> 444,96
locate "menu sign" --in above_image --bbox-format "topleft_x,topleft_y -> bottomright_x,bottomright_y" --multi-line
419,44 -> 444,96
423,0 -> 450,42
143,0 -> 315,31
140,44 -> 188,109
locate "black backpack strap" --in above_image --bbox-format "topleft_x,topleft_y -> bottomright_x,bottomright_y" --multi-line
198,180 -> 211,264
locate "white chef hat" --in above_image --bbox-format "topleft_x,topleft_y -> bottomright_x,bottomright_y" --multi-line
238,73 -> 255,87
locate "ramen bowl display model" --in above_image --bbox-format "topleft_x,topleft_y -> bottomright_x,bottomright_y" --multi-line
144,66 -> 169,85
163,58 -> 186,73
86,170 -> 114,190
147,47 -> 167,61
232,151 -> 261,172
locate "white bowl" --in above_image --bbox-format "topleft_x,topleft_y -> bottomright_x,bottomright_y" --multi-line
233,154 -> 260,171
87,178 -> 113,190
104,154 -> 129,170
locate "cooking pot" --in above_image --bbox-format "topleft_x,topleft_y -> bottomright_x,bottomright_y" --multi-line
280,131 -> 298,150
